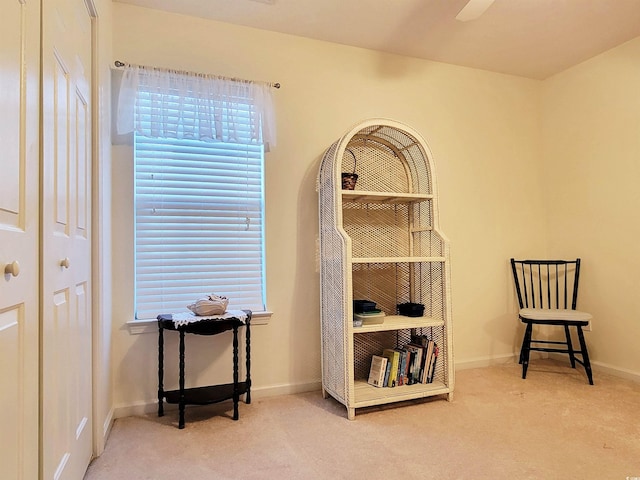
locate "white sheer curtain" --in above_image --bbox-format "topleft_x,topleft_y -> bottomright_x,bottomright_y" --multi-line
116,65 -> 276,150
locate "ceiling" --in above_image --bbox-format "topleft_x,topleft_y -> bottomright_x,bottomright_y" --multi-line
114,0 -> 640,79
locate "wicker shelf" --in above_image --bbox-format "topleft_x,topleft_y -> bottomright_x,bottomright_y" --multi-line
342,190 -> 433,204
353,379 -> 450,408
352,315 -> 443,333
318,119 -> 454,420
351,256 -> 445,264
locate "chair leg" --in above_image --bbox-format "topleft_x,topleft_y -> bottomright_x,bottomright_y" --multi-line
519,332 -> 526,365
564,325 -> 576,368
519,321 -> 529,365
576,326 -> 594,385
521,323 -> 533,379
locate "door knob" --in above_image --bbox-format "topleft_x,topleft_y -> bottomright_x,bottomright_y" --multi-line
4,261 -> 20,277
60,257 -> 70,269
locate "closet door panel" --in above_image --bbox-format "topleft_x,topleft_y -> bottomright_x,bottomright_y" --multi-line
0,2 -> 21,218
53,54 -> 71,232
0,1 -> 40,479
42,0 -> 93,478
0,307 -> 21,480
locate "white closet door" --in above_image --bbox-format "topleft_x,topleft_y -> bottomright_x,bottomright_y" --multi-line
0,1 -> 40,479
41,0 -> 93,477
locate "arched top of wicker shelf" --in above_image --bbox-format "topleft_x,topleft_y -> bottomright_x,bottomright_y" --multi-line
331,118 -> 436,196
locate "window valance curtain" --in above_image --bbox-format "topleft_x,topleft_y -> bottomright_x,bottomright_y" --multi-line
116,65 -> 276,150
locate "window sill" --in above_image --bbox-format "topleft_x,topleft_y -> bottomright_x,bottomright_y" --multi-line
126,310 -> 272,335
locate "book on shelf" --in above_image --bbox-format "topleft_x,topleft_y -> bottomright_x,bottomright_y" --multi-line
367,355 -> 388,387
411,335 -> 437,384
403,349 -> 411,384
421,339 -> 435,383
383,360 -> 392,387
427,344 -> 439,383
403,346 -> 414,384
404,343 -> 423,385
382,348 -> 400,387
394,348 -> 407,386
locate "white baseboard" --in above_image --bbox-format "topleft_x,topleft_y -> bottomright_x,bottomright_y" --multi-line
251,380 -> 321,398
92,407 -> 115,458
456,353 -> 640,384
113,400 -> 160,419
590,360 -> 640,383
112,380 -> 322,420
546,352 -> 640,383
455,353 -> 518,370
103,407 -> 115,439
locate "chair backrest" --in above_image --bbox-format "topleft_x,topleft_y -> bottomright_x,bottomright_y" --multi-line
510,259 -> 581,310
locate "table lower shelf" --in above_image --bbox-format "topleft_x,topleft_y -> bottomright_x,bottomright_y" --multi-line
163,382 -> 249,406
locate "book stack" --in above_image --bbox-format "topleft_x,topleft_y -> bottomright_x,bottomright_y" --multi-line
367,335 -> 439,388
353,299 -> 385,327
354,311 -> 385,326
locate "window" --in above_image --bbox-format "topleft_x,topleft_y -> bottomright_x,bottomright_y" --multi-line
133,95 -> 267,320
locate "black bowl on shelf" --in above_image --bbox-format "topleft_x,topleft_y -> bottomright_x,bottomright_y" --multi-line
397,302 -> 425,317
353,299 -> 377,313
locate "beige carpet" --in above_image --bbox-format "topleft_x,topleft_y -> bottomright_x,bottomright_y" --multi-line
85,360 -> 640,479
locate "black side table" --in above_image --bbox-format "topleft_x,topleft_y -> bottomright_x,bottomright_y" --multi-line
157,310 -> 251,429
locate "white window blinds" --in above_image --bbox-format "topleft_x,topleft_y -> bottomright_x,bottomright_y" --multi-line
134,89 -> 266,320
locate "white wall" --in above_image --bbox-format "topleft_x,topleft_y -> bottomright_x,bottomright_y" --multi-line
110,3 -> 547,414
541,36 -> 640,377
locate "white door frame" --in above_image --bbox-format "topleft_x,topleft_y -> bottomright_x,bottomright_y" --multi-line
85,0 -> 113,459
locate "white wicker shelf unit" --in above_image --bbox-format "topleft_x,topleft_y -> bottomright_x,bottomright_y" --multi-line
318,118 -> 453,420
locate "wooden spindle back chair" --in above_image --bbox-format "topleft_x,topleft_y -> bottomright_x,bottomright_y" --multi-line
510,259 -> 593,385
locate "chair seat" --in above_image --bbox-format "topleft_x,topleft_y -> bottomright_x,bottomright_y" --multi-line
519,308 -> 592,322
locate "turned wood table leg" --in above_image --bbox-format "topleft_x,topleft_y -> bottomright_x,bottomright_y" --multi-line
178,329 -> 186,429
158,325 -> 164,417
232,325 -> 239,420
245,318 -> 251,404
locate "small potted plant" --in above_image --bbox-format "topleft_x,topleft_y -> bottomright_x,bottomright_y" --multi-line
341,148 -> 358,190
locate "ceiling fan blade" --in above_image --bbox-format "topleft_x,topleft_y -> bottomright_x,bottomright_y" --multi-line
455,0 -> 496,22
